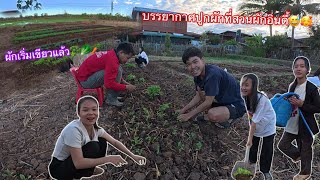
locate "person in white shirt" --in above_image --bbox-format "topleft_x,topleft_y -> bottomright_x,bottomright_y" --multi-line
48,95 -> 146,180
240,73 -> 276,180
135,47 -> 149,68
307,67 -> 320,87
278,56 -> 320,180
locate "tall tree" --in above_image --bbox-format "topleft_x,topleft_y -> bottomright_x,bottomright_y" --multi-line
307,25 -> 320,50
238,0 -> 292,36
283,0 -> 320,48
17,0 -> 42,12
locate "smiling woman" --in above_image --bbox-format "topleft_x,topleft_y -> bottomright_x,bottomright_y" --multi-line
48,95 -> 147,180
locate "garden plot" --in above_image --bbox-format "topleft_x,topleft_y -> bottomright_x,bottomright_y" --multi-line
0,61 -> 319,180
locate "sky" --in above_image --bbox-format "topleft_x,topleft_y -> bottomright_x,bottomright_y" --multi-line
1,0 -> 320,39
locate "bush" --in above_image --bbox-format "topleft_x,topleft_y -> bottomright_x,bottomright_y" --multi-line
244,35 -> 266,57
224,39 -> 238,45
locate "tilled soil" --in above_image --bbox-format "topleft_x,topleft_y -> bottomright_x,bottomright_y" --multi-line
0,61 -> 319,180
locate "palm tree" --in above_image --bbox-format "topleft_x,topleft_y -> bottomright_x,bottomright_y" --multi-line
238,0 -> 292,36
17,0 -> 42,12
283,0 -> 320,48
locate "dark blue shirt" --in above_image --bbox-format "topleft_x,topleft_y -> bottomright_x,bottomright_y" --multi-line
194,64 -> 244,107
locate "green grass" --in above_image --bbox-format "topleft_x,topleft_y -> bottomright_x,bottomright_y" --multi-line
205,55 -> 293,66
0,17 -> 89,27
13,27 -> 113,43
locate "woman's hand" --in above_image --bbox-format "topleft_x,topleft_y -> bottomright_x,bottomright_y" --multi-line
177,113 -> 192,122
289,96 -> 304,107
106,155 -> 128,167
132,154 -> 147,165
176,109 -> 186,115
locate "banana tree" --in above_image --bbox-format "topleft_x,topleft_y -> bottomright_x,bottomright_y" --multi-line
17,0 -> 42,12
238,0 -> 293,36
283,0 -> 320,48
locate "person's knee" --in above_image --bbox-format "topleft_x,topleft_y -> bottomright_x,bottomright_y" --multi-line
208,111 -> 220,122
82,142 -> 100,158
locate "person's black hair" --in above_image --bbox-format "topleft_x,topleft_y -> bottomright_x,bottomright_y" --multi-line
241,73 -> 263,113
292,56 -> 311,75
140,47 -> 144,52
116,42 -> 135,55
182,46 -> 203,64
314,67 -> 320,77
77,96 -> 100,130
59,57 -> 73,73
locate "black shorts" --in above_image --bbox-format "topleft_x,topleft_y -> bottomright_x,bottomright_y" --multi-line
212,102 -> 246,120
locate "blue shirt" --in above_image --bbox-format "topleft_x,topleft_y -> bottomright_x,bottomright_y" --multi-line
194,64 -> 244,107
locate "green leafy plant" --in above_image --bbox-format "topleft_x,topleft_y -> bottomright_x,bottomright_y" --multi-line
32,57 -> 56,66
125,63 -> 136,68
134,148 -> 143,155
157,103 -> 171,119
195,141 -> 203,151
143,107 -> 152,121
19,174 -> 31,180
156,144 -> 161,155
81,44 -> 92,55
132,136 -> 143,145
94,42 -> 103,50
177,141 -> 184,152
224,39 -> 238,45
147,85 -> 161,99
165,33 -> 171,52
1,169 -> 15,179
157,111 -> 165,119
233,167 -> 253,177
70,45 -> 81,57
187,132 -> 196,141
158,103 -> 171,112
244,34 -> 266,57
138,77 -> 146,83
172,128 -> 178,135
145,136 -> 157,144
127,74 -> 136,81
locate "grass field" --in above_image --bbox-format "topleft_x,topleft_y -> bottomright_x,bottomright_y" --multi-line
0,17 -> 90,27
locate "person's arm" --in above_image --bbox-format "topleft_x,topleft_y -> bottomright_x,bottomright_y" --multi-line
104,60 -> 126,91
180,91 -> 201,114
101,132 -> 146,165
247,122 -> 256,147
121,78 -> 131,85
69,147 -> 126,169
65,127 -> 127,169
300,87 -> 320,113
187,95 -> 214,118
247,95 -> 266,146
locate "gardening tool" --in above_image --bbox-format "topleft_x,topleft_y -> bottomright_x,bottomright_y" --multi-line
231,146 -> 256,180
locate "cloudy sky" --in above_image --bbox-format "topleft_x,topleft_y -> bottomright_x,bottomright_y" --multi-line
1,0 -> 320,38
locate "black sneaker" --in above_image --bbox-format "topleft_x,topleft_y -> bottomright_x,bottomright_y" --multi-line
215,118 -> 240,129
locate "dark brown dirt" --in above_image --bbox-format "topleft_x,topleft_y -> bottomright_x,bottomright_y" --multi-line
0,60 -> 319,180
234,174 -> 252,180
